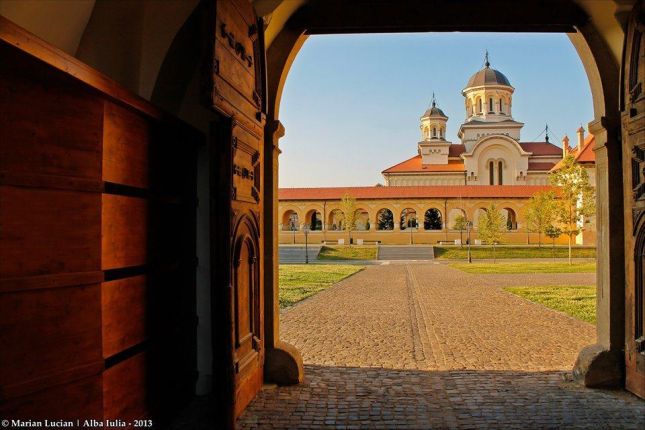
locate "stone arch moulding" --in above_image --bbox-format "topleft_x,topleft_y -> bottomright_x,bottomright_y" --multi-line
264,0 -> 625,394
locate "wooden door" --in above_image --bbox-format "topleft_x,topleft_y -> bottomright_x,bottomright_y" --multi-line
208,0 -> 267,420
622,0 -> 645,399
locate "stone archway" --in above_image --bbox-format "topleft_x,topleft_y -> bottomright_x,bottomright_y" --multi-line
263,0 -> 628,398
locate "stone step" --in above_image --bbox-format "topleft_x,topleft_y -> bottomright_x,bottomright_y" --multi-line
279,246 -> 321,263
377,245 -> 435,260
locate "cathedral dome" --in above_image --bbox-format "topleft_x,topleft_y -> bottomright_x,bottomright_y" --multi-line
466,66 -> 511,88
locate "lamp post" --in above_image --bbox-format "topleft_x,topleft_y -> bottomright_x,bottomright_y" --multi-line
466,221 -> 473,263
291,221 -> 296,244
303,225 -> 310,264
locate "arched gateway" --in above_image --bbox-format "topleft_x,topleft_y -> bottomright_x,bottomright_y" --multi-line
0,1 -> 642,428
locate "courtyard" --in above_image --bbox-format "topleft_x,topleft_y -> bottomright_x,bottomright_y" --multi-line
237,263 -> 645,429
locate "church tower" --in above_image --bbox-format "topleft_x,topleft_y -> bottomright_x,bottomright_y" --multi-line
418,94 -> 452,165
458,52 -> 524,151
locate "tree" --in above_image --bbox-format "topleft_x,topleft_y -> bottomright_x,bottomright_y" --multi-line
549,154 -> 595,264
453,214 -> 468,248
545,225 -> 562,261
377,209 -> 393,230
424,209 -> 442,230
477,204 -> 506,263
525,190 -> 557,247
339,193 -> 357,245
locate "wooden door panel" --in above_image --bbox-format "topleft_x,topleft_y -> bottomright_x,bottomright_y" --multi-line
101,194 -> 149,270
623,0 -> 645,399
211,0 -> 267,420
103,101 -> 151,189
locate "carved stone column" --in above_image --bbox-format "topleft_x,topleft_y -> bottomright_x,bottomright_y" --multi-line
573,117 -> 625,388
263,119 -> 303,385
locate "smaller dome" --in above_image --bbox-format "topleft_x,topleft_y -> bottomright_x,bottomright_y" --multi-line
423,105 -> 447,118
421,95 -> 447,119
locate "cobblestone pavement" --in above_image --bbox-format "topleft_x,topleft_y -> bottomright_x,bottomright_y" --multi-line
238,263 -> 645,429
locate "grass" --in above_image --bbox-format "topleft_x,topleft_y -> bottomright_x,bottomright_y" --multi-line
504,285 -> 596,324
317,245 -> 378,260
450,262 -> 596,274
434,246 -> 596,260
279,264 -> 365,308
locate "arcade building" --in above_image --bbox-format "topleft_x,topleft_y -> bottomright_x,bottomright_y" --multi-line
279,56 -> 597,245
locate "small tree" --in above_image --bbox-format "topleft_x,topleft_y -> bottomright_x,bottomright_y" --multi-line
549,154 -> 595,264
453,214 -> 468,248
377,210 -> 393,230
477,204 -> 506,263
545,225 -> 562,261
525,190 -> 557,247
339,193 -> 357,245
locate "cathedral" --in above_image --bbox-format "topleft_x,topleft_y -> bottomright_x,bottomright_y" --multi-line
278,55 -> 596,245
383,54 -> 564,187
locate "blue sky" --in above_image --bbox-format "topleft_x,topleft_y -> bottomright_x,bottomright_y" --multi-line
278,33 -> 593,188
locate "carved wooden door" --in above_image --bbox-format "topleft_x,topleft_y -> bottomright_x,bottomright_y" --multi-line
622,0 -> 645,399
209,0 -> 266,420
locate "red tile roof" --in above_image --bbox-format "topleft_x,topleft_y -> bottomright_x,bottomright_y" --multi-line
449,144 -> 466,157
528,162 -> 556,171
519,142 -> 563,155
382,156 -> 465,173
279,185 -> 557,201
551,135 -> 595,171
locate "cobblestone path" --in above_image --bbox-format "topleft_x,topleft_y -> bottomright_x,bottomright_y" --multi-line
238,263 -> 645,429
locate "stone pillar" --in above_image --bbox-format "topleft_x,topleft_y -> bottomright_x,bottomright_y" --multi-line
264,119 -> 304,385
573,117 -> 625,388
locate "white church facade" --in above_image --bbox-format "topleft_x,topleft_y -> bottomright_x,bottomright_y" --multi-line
382,55 -> 563,186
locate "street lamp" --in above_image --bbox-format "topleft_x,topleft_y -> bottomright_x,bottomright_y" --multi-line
291,221 -> 297,245
303,224 -> 310,264
466,221 -> 473,263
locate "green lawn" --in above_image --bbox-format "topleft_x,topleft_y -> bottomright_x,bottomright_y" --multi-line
279,264 -> 364,308
450,262 -> 596,274
504,285 -> 596,324
317,245 -> 378,260
434,246 -> 596,260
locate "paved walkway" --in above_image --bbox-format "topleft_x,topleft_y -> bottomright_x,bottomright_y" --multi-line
238,264 -> 645,429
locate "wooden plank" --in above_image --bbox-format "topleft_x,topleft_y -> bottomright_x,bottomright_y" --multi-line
0,284 -> 102,392
102,276 -> 147,358
102,194 -> 148,270
103,102 -> 151,189
0,271 -> 103,294
0,43 -> 103,185
103,352 -> 148,421
0,186 -> 101,279
0,374 -> 103,421
0,15 -> 162,120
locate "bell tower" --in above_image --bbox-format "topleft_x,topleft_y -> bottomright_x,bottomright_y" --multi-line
418,94 -> 451,165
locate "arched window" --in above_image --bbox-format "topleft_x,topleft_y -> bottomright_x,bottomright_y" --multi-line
498,161 -> 504,185
478,99 -> 482,114
306,209 -> 322,230
489,98 -> 494,112
503,208 -> 517,230
282,210 -> 300,231
432,127 -> 437,138
489,161 -> 494,185
499,98 -> 503,113
376,208 -> 394,230
400,208 -> 417,230
424,208 -> 442,230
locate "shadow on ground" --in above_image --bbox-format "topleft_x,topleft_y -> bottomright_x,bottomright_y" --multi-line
167,364 -> 645,429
